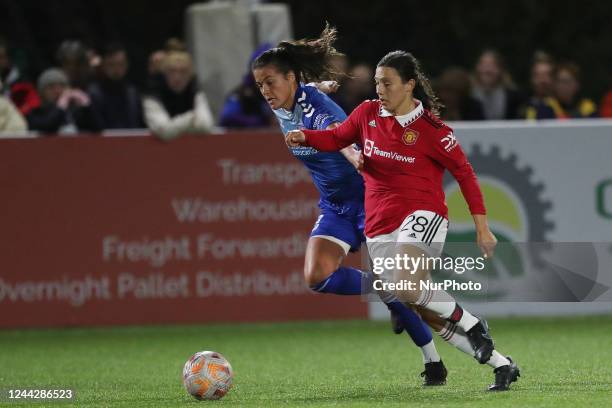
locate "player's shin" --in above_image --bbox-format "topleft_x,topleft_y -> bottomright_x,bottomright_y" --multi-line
377,290 -> 442,366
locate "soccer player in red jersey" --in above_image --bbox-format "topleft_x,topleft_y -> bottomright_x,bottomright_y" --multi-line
286,50 -> 520,391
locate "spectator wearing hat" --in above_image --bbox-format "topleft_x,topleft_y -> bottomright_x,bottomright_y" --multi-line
26,68 -> 101,134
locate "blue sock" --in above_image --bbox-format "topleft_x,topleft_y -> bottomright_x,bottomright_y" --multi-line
311,268 -> 432,347
386,300 -> 433,346
311,267 -> 367,295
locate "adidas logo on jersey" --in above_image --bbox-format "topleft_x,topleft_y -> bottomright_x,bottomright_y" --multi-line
409,232 -> 417,238
368,120 -> 376,127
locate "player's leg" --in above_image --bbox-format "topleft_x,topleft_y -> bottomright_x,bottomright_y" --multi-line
309,211 -> 447,385
418,307 -> 504,366
307,213 -> 435,346
417,306 -> 519,390
372,211 -> 497,365
366,238 -> 446,385
374,208 -> 520,390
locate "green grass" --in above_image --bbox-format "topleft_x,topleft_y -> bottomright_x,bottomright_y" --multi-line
1,316 -> 611,407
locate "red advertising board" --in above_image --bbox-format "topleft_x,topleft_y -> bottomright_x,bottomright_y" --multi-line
0,133 -> 367,328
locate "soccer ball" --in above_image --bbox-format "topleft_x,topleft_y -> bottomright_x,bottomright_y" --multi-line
182,351 -> 233,400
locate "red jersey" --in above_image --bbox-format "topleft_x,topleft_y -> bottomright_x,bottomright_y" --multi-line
302,100 -> 486,238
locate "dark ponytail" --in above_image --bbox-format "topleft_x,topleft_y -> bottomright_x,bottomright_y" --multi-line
377,50 -> 443,116
252,24 -> 346,83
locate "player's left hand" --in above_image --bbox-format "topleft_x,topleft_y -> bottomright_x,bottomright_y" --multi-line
342,147 -> 363,172
314,81 -> 340,94
476,228 -> 497,259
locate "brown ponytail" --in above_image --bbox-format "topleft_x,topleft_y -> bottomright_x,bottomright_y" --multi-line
252,23 -> 346,83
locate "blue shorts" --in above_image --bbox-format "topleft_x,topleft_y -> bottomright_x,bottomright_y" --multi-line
310,199 -> 365,253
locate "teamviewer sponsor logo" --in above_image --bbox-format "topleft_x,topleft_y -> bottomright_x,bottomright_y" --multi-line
363,139 -> 414,163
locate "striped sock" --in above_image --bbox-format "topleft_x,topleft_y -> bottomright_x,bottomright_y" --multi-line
416,287 -> 478,331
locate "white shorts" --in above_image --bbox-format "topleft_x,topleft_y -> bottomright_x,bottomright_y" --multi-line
366,210 -> 448,262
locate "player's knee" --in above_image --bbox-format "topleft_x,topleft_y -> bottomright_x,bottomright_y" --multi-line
391,288 -> 420,304
304,260 -> 336,288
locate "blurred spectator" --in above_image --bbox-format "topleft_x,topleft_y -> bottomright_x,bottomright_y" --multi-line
164,38 -> 187,52
333,63 -> 377,113
435,67 -> 484,121
143,51 -> 213,140
0,78 -> 27,134
87,43 -> 143,129
523,51 -> 557,120
600,75 -> 612,118
56,40 -> 93,90
146,38 -> 187,97
0,37 -> 40,115
550,62 -> 597,118
471,49 -> 523,120
26,68 -> 101,134
219,44 -> 274,128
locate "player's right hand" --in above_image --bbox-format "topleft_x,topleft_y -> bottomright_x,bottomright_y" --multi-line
286,130 -> 306,147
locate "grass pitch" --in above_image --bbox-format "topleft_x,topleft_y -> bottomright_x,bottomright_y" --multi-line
1,316 -> 611,407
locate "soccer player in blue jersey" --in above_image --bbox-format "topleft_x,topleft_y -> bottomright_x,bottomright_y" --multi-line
251,26 -> 448,385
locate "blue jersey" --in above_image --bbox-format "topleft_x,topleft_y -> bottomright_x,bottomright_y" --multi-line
273,83 -> 364,205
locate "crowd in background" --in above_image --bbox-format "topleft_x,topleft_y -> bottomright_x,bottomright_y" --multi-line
1,36 -> 611,137
0,37 -> 214,137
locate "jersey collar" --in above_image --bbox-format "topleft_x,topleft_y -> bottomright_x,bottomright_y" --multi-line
275,82 -> 307,120
379,99 -> 424,127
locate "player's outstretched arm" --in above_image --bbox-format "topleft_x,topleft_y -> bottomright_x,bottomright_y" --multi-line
300,107 -> 362,152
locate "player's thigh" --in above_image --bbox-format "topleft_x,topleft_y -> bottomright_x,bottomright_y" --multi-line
368,211 -> 448,301
305,211 -> 358,281
396,210 -> 448,282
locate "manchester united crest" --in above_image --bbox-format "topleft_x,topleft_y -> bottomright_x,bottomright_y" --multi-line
402,129 -> 419,145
